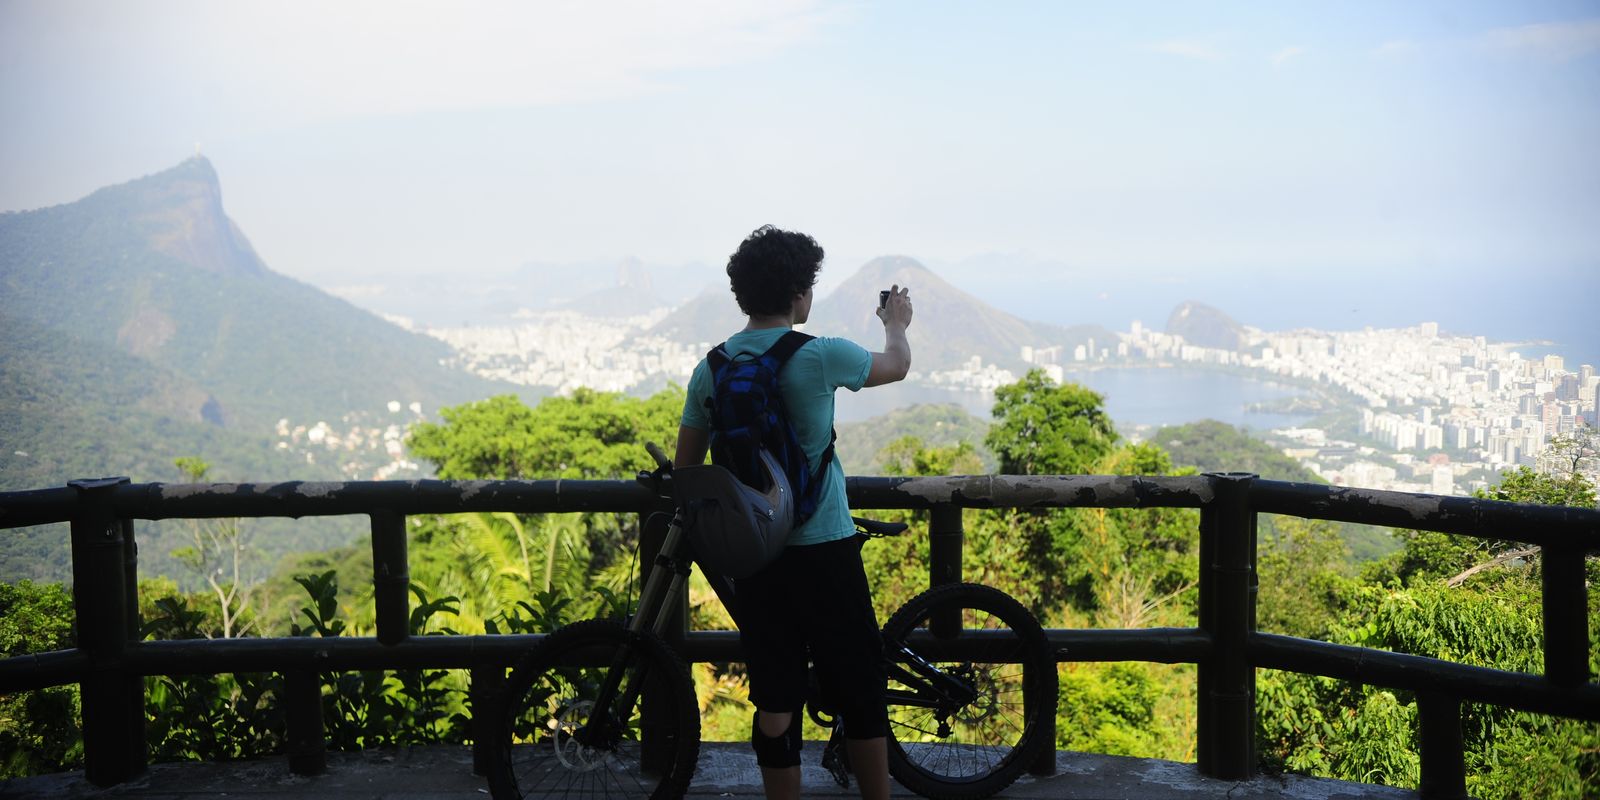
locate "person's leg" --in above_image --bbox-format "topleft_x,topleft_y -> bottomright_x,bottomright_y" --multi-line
798,537 -> 891,799
737,556 -> 808,799
845,737 -> 890,800
754,710 -> 801,800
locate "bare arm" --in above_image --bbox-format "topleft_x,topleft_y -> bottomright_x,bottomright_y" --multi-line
674,424 -> 709,468
865,284 -> 913,387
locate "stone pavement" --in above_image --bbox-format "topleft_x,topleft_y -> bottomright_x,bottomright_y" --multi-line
0,744 -> 1415,799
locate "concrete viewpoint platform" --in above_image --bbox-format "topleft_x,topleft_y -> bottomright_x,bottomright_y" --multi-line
0,744 -> 1415,799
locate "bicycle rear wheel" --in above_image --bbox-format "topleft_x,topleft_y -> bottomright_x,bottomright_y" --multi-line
881,582 -> 1056,800
487,619 -> 700,800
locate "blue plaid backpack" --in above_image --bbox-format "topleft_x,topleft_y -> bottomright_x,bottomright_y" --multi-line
703,330 -> 835,530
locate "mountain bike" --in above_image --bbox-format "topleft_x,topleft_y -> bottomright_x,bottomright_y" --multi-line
485,444 -> 1057,800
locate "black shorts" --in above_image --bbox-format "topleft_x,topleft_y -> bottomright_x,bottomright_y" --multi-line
734,534 -> 888,740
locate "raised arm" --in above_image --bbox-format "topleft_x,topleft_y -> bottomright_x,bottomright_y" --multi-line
865,284 -> 913,387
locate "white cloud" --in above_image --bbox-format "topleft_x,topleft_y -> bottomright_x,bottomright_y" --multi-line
1271,46 -> 1305,67
1481,19 -> 1600,61
1146,40 -> 1225,61
4,0 -> 841,121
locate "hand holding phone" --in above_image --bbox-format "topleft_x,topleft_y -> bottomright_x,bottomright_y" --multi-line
876,285 -> 912,329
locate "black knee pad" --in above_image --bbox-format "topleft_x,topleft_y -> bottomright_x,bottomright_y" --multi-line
750,709 -> 803,768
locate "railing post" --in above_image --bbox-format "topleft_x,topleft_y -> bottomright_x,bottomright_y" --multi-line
928,503 -> 963,589
120,518 -> 146,757
1417,692 -> 1466,800
284,670 -> 326,775
370,510 -> 410,646
1541,543 -> 1589,686
929,504 -> 963,641
1197,472 -> 1257,781
471,665 -> 507,776
69,477 -> 145,787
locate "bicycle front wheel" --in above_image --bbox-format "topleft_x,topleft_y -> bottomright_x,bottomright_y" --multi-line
881,582 -> 1056,800
487,619 -> 700,800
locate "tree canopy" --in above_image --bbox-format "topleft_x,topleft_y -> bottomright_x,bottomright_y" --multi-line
986,369 -> 1118,476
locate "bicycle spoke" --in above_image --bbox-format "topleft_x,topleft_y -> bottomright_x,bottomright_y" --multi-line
489,620 -> 699,800
881,583 -> 1055,798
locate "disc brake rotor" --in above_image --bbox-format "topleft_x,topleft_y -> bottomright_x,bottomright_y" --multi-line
549,699 -> 617,772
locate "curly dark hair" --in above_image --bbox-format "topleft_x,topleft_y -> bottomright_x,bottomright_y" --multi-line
725,225 -> 824,317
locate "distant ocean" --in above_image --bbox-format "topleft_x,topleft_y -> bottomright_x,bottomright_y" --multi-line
933,262 -> 1599,369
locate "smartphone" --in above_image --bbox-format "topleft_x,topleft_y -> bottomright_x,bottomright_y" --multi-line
879,290 -> 891,309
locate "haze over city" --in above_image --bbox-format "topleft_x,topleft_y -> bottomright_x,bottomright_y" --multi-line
2,1 -> 1596,362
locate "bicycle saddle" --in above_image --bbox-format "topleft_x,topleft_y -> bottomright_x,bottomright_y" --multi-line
851,517 -> 908,538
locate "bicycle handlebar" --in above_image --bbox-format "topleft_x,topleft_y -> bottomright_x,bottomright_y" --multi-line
645,442 -> 672,471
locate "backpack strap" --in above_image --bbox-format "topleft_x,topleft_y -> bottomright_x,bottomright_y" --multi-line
760,331 -> 836,485
762,330 -> 815,365
706,342 -> 732,372
761,332 -> 837,489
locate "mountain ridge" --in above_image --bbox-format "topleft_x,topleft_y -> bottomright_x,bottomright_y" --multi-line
1,156 -> 508,438
1166,301 -> 1247,351
647,255 -> 1115,370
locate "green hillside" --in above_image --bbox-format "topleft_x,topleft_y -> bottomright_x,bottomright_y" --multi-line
0,157 -> 503,435
0,157 -> 509,583
1152,419 -> 1399,561
836,403 -> 994,474
1150,419 -> 1321,482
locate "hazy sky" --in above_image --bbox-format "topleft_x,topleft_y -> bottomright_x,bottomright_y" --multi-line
3,1 -> 1598,314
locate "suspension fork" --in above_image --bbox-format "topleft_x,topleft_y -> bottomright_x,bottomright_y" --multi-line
581,512 -> 694,741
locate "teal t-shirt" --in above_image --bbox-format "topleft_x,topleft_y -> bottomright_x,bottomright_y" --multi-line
681,327 -> 872,546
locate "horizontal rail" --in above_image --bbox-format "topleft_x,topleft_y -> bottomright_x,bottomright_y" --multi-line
0,648 -> 91,693
0,628 -> 1211,689
1045,627 -> 1212,664
1252,632 -> 1600,721
1250,481 -> 1600,548
846,475 -> 1215,510
0,475 -> 1217,528
25,626 -> 1595,723
7,477 -> 1597,546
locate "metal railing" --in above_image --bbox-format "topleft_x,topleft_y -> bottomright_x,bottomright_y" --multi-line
1,473 -> 1596,799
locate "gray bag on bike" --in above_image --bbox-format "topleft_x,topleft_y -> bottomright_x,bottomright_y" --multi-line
673,448 -> 794,580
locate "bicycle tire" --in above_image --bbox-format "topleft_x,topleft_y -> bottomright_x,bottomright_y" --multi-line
881,582 -> 1056,800
487,619 -> 700,800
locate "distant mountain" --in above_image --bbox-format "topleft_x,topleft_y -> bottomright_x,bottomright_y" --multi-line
0,157 -> 524,581
647,285 -> 746,347
0,157 -> 505,446
648,256 -> 1113,370
1166,301 -> 1247,351
554,258 -> 672,318
808,256 -> 1114,371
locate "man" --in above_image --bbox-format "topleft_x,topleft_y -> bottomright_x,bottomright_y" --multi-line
675,225 -> 912,800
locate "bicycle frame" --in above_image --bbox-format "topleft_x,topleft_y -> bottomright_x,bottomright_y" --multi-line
882,640 -> 980,713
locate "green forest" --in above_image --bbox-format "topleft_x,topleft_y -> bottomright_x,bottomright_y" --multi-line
2,370 -> 1596,798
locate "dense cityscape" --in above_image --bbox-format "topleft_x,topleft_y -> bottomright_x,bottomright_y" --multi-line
303,310 -> 1600,498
